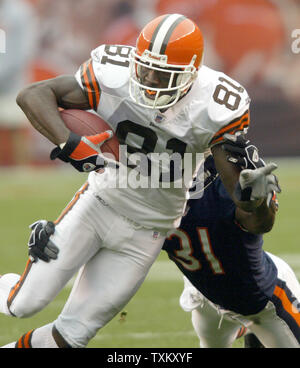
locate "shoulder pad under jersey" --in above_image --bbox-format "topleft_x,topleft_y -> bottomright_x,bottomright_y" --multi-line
207,73 -> 250,146
188,66 -> 251,150
90,44 -> 133,90
206,70 -> 251,146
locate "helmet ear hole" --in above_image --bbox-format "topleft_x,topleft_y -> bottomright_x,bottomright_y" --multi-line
176,73 -> 187,88
176,70 -> 197,90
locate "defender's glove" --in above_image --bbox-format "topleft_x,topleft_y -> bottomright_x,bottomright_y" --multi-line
235,163 -> 281,205
28,220 -> 59,262
50,130 -> 113,172
222,134 -> 265,169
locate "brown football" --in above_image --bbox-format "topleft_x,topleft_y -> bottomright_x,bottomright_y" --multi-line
60,109 -> 119,161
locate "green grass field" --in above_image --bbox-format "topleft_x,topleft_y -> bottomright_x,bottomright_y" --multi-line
0,158 -> 299,348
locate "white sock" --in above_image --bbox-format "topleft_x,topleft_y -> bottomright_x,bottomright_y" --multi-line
31,323 -> 59,348
1,342 -> 16,348
2,323 -> 59,348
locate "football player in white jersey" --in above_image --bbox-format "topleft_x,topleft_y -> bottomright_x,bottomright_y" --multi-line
0,14 -> 279,348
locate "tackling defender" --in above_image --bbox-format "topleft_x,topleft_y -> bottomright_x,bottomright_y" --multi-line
163,138 -> 300,348
0,14 -> 279,348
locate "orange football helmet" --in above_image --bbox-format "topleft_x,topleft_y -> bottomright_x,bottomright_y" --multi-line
129,14 -> 204,109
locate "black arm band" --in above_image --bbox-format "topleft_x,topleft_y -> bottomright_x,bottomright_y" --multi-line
50,132 -> 81,161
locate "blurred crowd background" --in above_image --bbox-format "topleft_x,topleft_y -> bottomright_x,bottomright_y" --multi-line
0,0 -> 299,166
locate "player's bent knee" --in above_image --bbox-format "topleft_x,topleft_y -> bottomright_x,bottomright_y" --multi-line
0,273 -> 49,318
9,295 -> 50,318
0,273 -> 21,316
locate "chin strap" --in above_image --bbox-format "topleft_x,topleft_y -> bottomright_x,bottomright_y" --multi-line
142,90 -> 178,109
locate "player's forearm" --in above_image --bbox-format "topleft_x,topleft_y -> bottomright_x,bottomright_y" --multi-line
235,197 -> 264,212
236,200 -> 276,234
17,82 -> 70,145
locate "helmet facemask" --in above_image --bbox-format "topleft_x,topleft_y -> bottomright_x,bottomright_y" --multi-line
129,49 -> 198,110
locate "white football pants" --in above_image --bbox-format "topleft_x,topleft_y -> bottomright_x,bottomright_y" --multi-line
180,253 -> 300,348
0,183 -> 166,347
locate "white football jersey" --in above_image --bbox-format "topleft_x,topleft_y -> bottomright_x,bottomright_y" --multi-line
74,44 -> 250,231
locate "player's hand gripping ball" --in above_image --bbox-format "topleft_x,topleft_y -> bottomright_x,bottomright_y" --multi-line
51,110 -> 120,172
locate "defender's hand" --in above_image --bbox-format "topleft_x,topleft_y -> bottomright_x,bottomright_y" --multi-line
235,163 -> 281,205
50,130 -> 113,172
28,220 -> 58,263
222,134 -> 265,170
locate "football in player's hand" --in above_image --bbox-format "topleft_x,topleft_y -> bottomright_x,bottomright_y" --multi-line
60,109 -> 120,161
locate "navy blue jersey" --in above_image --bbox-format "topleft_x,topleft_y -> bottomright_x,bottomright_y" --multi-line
163,156 -> 278,315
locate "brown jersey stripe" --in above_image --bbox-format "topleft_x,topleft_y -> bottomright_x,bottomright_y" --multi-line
210,119 -> 249,146
209,111 -> 249,146
85,65 -> 97,109
87,61 -> 100,107
80,60 -> 101,110
214,110 -> 249,136
7,259 -> 33,312
211,110 -> 249,141
214,115 -> 249,141
80,61 -> 94,109
54,182 -> 89,225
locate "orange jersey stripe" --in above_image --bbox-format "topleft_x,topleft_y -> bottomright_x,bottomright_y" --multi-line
214,110 -> 249,138
211,119 -> 249,145
87,62 -> 100,106
273,285 -> 300,327
7,258 -> 33,311
81,61 -> 94,109
210,110 -> 250,146
80,59 -> 101,110
54,182 -> 89,225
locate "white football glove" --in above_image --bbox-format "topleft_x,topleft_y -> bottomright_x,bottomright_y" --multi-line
236,162 -> 281,206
